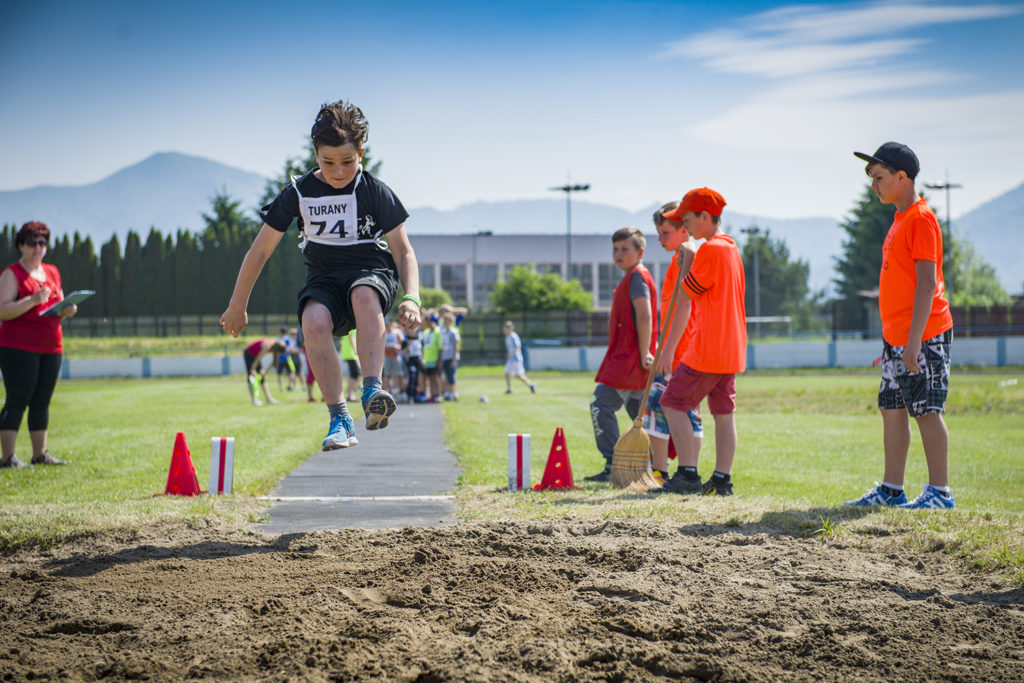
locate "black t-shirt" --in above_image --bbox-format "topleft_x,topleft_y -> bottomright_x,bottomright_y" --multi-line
260,169 -> 409,277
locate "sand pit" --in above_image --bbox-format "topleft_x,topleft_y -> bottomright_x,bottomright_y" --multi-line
2,518 -> 1022,681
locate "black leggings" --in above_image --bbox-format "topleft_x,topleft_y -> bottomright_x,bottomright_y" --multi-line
0,347 -> 63,432
406,356 -> 422,399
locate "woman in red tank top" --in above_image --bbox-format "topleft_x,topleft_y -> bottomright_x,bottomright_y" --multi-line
0,222 -> 78,468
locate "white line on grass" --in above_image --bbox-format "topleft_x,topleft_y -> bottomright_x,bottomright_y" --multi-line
257,495 -> 455,503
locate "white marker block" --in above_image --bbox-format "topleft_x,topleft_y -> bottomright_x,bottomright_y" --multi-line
209,437 -> 235,495
507,433 -> 531,492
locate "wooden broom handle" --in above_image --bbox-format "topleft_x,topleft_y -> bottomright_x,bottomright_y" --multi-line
633,248 -> 687,425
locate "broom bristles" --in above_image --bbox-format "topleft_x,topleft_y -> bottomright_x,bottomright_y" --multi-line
610,425 -> 656,489
624,472 -> 663,492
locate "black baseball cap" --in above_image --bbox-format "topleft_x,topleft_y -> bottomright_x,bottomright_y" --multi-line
854,142 -> 919,179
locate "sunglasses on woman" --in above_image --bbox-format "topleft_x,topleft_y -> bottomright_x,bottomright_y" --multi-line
26,239 -> 48,247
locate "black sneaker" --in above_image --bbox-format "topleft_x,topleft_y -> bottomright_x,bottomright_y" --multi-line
654,470 -> 702,494
702,476 -> 734,496
584,467 -> 612,483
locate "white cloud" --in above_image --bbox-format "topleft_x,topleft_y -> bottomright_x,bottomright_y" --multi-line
661,1 -> 1023,80
653,0 -> 1024,221
755,1 -> 1021,43
669,35 -> 921,78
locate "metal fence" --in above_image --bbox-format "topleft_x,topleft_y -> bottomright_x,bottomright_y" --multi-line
60,306 -> 1024,367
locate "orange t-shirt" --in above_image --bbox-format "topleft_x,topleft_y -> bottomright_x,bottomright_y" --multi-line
659,257 -> 697,370
680,234 -> 746,374
878,198 -> 953,346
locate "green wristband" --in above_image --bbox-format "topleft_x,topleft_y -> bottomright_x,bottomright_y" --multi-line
402,293 -> 421,307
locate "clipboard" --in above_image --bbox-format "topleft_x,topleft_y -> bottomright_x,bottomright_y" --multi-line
39,290 -> 95,317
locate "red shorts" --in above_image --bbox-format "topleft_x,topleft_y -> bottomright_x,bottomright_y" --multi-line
659,363 -> 736,415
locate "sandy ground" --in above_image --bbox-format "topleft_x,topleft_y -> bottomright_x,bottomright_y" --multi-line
2,518 -> 1023,682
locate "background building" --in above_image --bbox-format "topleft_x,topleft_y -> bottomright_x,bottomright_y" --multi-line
413,233 -> 677,309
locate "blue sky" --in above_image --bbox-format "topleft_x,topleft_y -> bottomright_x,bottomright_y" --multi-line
2,0 -> 1022,221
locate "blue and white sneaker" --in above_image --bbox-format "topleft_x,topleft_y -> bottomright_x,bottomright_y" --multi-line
900,485 -> 956,510
322,414 -> 358,450
361,387 -> 397,431
843,483 -> 908,507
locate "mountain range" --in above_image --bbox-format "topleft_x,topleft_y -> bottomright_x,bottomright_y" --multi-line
0,152 -> 1020,294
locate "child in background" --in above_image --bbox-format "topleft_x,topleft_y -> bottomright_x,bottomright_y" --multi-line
656,188 -> 746,496
421,311 -> 442,401
383,320 -> 405,396
220,99 -> 421,450
340,330 -> 360,403
287,327 -> 302,391
585,226 -> 657,483
297,326 -> 319,403
503,320 -> 536,394
275,326 -> 297,392
242,338 -> 286,406
440,313 -> 461,401
403,320 -> 424,403
845,142 -> 956,510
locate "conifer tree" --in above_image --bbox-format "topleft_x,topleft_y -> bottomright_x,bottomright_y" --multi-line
833,187 -> 895,330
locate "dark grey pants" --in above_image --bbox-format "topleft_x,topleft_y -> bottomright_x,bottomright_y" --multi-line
590,383 -> 644,466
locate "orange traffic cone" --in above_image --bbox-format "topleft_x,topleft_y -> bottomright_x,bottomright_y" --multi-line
160,432 -> 204,496
533,427 -> 579,490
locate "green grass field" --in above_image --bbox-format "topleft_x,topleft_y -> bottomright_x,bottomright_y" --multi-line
1,367 -> 1022,581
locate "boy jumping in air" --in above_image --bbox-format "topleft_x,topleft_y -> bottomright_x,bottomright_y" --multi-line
221,100 -> 421,451
846,142 -> 955,510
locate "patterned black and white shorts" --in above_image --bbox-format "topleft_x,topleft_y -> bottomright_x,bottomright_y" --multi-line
877,330 -> 952,417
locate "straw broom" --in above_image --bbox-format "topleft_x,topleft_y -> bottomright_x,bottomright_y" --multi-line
610,248 -> 686,490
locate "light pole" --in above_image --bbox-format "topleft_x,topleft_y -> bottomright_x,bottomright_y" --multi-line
924,175 -> 962,301
550,182 -> 590,280
740,226 -> 761,337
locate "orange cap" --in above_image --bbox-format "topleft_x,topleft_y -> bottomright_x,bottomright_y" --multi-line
662,187 -> 727,220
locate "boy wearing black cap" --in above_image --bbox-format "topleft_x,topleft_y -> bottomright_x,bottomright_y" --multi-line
845,142 -> 955,510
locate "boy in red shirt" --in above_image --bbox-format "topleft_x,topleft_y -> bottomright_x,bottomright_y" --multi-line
585,227 -> 658,483
846,142 -> 955,510
656,188 -> 746,495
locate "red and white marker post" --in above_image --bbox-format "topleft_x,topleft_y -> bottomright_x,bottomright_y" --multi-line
507,433 -> 531,492
209,437 -> 235,495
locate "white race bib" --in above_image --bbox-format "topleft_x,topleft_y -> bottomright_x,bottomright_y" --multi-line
293,173 -> 365,248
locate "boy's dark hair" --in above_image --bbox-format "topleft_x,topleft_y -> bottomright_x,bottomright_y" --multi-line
270,341 -> 288,355
612,226 -> 645,251
653,202 -> 683,227
16,221 -> 50,247
311,100 -> 368,151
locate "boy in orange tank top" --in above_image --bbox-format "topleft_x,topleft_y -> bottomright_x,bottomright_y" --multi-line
845,142 -> 955,510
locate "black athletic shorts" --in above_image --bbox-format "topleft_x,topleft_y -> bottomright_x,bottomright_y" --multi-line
298,266 -> 398,336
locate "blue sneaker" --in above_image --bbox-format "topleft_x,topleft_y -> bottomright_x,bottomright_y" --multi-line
843,483 -> 908,507
322,414 -> 358,450
361,387 -> 397,431
900,485 -> 956,510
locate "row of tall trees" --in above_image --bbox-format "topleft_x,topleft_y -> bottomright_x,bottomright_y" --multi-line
0,194 -> 306,317
0,143 -> 391,320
